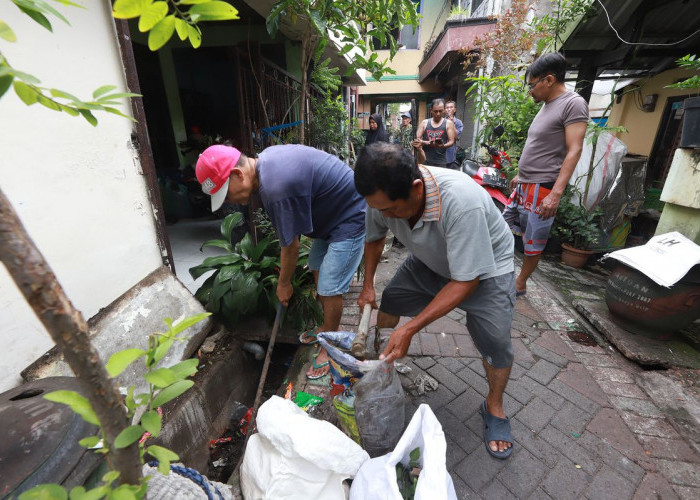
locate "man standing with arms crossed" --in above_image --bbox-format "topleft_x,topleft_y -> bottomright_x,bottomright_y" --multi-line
444,100 -> 463,169
503,53 -> 588,296
412,98 -> 457,167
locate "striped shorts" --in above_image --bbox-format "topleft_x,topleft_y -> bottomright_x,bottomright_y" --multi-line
503,182 -> 555,256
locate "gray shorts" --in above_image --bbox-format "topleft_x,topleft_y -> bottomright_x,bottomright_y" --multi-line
380,255 -> 515,368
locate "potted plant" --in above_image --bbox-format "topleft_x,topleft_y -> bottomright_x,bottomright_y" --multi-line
551,185 -> 602,268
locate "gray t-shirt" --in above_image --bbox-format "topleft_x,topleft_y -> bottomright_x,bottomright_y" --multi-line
366,166 -> 514,281
518,91 -> 589,183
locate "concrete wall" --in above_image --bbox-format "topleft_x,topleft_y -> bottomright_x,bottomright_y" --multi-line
607,68 -> 697,156
0,3 -> 163,391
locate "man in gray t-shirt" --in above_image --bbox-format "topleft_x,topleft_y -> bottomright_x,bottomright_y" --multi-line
503,53 -> 588,295
355,142 -> 517,459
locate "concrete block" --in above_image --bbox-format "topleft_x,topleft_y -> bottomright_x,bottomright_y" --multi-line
22,267 -> 213,395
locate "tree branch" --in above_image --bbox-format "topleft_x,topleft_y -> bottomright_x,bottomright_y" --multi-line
0,187 -> 142,485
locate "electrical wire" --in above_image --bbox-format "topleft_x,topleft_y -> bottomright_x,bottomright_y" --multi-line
596,0 -> 700,47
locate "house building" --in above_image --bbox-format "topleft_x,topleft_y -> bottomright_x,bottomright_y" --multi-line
0,1 -> 364,392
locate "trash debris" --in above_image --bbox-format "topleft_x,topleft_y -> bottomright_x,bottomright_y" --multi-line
394,362 -> 412,374
575,464 -> 582,469
200,337 -> 217,354
395,447 -> 421,499
242,341 -> 265,360
354,360 -> 406,458
211,458 -> 227,467
334,390 -> 361,444
239,407 -> 253,436
350,404 -> 458,500
571,432 -> 581,438
294,391 -> 324,411
413,374 -> 439,395
284,381 -> 293,399
241,396 -> 368,500
209,437 -> 232,448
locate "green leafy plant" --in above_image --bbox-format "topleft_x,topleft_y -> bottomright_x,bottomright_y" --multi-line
309,94 -> 350,158
465,74 -> 541,170
666,54 -> 700,90
266,0 -> 419,143
19,313 -> 211,500
111,0 -> 240,51
0,0 -> 238,125
190,213 -> 322,331
552,185 -> 601,250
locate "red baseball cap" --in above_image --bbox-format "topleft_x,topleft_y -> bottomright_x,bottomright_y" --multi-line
196,145 -> 241,211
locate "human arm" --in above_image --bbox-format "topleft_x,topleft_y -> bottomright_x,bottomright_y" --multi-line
441,119 -> 457,148
358,237 -> 385,309
381,278 -> 480,362
277,236 -> 300,306
412,138 -> 426,164
538,121 -> 587,219
415,119 -> 428,147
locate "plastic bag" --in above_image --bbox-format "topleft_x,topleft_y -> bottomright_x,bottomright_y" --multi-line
353,360 -> 406,458
350,404 -> 457,500
240,396 -> 368,499
333,390 -> 361,444
569,131 -> 627,210
317,331 -> 371,390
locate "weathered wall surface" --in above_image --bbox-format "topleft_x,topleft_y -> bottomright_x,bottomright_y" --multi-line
608,68 -> 697,156
0,3 -> 163,391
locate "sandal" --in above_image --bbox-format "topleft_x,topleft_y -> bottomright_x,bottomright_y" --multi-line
481,400 -> 514,459
307,352 -> 330,380
298,329 -> 318,345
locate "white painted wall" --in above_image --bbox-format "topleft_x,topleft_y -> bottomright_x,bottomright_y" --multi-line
0,2 -> 163,391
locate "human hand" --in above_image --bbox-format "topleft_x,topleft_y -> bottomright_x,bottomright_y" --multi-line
358,286 -> 377,309
379,325 -> 414,363
538,191 -> 561,219
411,138 -> 422,149
509,174 -> 519,192
276,281 -> 293,306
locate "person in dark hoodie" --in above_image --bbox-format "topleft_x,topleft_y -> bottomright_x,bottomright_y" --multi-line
365,113 -> 390,145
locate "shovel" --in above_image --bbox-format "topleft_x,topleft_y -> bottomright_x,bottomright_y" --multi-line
351,304 -> 373,359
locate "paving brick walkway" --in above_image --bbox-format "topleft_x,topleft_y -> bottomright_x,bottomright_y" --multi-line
339,247 -> 700,499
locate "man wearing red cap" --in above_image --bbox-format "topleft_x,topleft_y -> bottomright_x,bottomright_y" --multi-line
196,144 -> 366,380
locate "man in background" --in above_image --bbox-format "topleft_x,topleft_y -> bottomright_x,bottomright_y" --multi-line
502,53 -> 588,296
445,100 -> 463,169
398,113 -> 414,154
412,98 -> 456,167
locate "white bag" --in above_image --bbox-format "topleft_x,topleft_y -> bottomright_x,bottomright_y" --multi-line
349,404 -> 457,500
569,130 -> 627,210
241,396 -> 369,500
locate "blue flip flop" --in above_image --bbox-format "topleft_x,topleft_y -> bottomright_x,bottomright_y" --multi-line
480,400 -> 514,459
516,290 -> 527,297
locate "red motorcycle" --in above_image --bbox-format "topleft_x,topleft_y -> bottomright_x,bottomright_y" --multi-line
460,125 -> 511,210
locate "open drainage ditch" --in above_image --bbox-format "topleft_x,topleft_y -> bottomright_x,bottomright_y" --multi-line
205,343 -> 298,483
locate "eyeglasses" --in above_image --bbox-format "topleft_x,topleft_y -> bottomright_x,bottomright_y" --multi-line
527,76 -> 547,90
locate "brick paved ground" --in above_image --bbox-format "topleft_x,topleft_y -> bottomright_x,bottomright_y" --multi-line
338,247 -> 700,499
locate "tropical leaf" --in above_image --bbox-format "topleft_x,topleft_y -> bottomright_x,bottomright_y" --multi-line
106,348 -> 145,377
151,380 -> 194,407
148,15 -> 176,51
221,212 -> 244,241
114,424 -> 145,448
